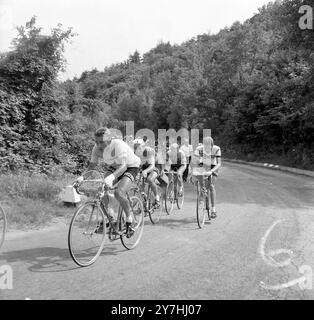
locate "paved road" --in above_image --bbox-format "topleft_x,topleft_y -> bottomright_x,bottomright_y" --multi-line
1,163 -> 314,300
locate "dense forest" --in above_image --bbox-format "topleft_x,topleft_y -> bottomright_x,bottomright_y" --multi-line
1,0 -> 313,174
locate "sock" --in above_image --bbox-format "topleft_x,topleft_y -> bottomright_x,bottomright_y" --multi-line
156,195 -> 160,201
126,216 -> 133,224
212,206 -> 216,212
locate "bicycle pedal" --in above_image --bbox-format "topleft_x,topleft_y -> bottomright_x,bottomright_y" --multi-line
110,235 -> 119,242
126,230 -> 135,238
125,224 -> 135,238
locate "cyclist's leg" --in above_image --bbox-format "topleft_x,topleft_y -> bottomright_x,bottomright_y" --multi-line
141,175 -> 146,192
157,169 -> 168,198
209,174 -> 217,213
177,166 -> 185,195
99,170 -> 116,229
167,167 -> 174,188
182,158 -> 189,182
147,170 -> 159,198
114,175 -> 135,224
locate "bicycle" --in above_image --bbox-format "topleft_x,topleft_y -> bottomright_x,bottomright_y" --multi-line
68,170 -> 144,267
0,204 -> 6,250
132,171 -> 163,224
192,167 -> 217,229
164,170 -> 184,215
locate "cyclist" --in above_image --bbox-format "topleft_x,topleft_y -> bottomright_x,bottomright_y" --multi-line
77,127 -> 141,236
133,138 -> 161,207
166,143 -> 187,197
192,136 -> 221,218
180,138 -> 193,182
154,145 -> 169,200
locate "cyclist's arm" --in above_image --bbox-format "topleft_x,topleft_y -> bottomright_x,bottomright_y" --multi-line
108,144 -> 129,179
179,151 -> 187,172
79,146 -> 99,178
191,149 -> 202,167
142,150 -> 156,175
143,163 -> 155,175
209,150 -> 222,174
210,160 -> 221,174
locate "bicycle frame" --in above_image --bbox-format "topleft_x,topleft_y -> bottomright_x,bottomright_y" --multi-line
74,180 -> 136,237
133,172 -> 155,215
69,171 -> 145,267
193,171 -> 213,204
165,171 -> 180,199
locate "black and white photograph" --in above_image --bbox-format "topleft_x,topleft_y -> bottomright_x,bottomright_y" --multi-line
0,0 -> 314,305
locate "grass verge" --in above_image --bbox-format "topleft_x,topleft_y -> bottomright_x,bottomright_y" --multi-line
0,171 -> 78,230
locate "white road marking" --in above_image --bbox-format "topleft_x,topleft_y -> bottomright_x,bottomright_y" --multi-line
259,220 -> 313,291
260,277 -> 306,290
259,219 -> 293,268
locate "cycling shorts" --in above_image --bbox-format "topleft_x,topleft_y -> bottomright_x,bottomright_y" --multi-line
105,167 -> 139,183
170,164 -> 184,172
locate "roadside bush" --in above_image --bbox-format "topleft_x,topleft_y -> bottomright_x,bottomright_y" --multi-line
0,170 -> 77,229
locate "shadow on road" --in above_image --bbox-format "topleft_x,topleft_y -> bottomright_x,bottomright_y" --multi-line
0,244 -> 124,273
159,215 -> 211,231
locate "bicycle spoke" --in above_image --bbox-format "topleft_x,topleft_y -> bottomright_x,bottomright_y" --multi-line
176,184 -> 184,210
68,202 -> 106,267
120,196 -> 144,250
148,187 -> 163,224
196,182 -> 206,228
165,182 -> 175,215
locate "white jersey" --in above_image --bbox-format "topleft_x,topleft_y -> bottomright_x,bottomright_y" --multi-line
91,139 -> 141,168
194,144 -> 221,166
135,146 -> 155,166
180,144 -> 193,158
167,149 -> 187,166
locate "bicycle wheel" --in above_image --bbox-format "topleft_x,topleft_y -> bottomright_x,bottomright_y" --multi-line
148,186 -> 163,224
165,181 -> 175,215
0,205 -> 6,250
68,201 -> 107,267
196,181 -> 206,229
176,184 -> 184,209
120,196 -> 144,250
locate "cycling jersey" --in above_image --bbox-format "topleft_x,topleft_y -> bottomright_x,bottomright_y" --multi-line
194,144 -> 221,166
135,146 -> 155,166
154,151 -> 165,174
167,150 -> 187,166
91,139 -> 141,168
180,144 -> 193,158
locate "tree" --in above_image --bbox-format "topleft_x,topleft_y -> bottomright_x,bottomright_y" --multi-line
0,17 -> 75,172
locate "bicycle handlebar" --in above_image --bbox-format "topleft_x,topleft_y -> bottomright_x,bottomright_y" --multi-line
192,172 -> 212,177
192,171 -> 217,177
164,170 -> 180,175
73,180 -> 117,196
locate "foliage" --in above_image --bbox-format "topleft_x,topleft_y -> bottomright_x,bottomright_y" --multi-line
1,1 -> 314,173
